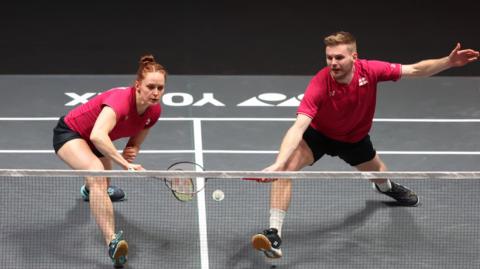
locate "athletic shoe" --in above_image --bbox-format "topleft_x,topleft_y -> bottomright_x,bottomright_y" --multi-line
80,185 -> 126,202
108,231 -> 128,268
251,228 -> 283,258
374,181 -> 419,206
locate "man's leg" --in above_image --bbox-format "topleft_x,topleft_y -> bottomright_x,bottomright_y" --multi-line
356,154 -> 419,206
355,154 -> 390,187
270,140 -> 314,230
252,140 -> 315,258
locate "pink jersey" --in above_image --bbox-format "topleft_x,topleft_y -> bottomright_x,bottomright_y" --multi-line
297,59 -> 401,142
64,86 -> 161,144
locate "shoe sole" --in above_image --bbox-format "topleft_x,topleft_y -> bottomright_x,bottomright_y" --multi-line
80,191 -> 126,202
251,234 -> 282,258
404,199 -> 420,207
80,197 -> 126,202
113,240 -> 129,260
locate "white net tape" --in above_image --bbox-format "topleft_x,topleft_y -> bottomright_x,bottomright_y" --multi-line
0,169 -> 479,179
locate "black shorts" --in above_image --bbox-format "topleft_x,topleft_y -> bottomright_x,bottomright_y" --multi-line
302,126 -> 376,166
52,116 -> 104,158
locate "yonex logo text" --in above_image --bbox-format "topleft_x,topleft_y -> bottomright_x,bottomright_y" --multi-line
65,92 -> 304,107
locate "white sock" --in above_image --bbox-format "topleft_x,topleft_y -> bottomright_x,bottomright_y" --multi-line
269,208 -> 286,237
376,179 -> 392,192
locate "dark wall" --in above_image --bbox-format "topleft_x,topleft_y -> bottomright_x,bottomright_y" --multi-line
1,1 -> 479,75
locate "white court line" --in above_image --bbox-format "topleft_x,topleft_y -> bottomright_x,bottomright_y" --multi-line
1,150 -> 480,155
203,150 -> 480,155
1,117 -> 480,122
0,150 -> 195,154
193,119 -> 209,269
378,151 -> 480,155
374,118 -> 480,123
0,117 -> 60,121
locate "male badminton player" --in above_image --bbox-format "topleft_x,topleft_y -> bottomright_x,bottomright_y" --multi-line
252,31 -> 479,258
52,55 -> 166,267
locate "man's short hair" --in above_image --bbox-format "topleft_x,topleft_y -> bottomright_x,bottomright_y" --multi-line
323,31 -> 357,52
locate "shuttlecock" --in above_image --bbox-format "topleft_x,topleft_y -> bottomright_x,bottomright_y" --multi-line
212,190 -> 225,201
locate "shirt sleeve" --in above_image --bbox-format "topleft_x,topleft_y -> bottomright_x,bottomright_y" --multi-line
367,60 -> 402,82
297,74 -> 323,118
102,91 -> 129,121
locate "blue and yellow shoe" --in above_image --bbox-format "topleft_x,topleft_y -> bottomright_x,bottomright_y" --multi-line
109,231 -> 128,268
80,185 -> 126,202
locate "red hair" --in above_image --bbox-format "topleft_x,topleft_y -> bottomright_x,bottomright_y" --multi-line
136,54 -> 167,81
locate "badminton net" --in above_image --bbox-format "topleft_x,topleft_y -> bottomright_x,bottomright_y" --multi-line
0,169 -> 479,269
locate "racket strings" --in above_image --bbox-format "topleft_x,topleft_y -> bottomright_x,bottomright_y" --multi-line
170,177 -> 195,194
165,162 -> 206,199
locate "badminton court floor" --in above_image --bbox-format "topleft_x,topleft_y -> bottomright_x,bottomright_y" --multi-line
0,75 -> 479,268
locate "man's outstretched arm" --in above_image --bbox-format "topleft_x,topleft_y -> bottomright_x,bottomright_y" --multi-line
402,43 -> 479,78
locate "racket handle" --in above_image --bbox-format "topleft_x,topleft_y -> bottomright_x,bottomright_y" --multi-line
242,177 -> 261,182
127,167 -> 135,171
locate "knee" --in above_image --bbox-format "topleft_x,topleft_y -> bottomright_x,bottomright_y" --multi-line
284,141 -> 314,171
372,156 -> 388,171
85,161 -> 106,171
284,153 -> 312,171
85,177 -> 108,192
357,155 -> 387,171
284,161 -> 300,171
378,162 -> 388,171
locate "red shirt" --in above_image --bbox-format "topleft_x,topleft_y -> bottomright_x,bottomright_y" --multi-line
64,86 -> 161,144
297,59 -> 401,142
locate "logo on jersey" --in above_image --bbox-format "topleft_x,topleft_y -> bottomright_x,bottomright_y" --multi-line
145,118 -> 151,125
358,77 -> 368,86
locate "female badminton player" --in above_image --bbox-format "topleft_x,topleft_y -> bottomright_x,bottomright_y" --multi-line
52,54 -> 167,267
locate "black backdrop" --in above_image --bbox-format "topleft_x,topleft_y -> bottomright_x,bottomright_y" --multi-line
0,1 -> 478,75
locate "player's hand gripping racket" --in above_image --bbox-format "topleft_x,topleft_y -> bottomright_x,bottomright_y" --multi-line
163,161 -> 206,202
